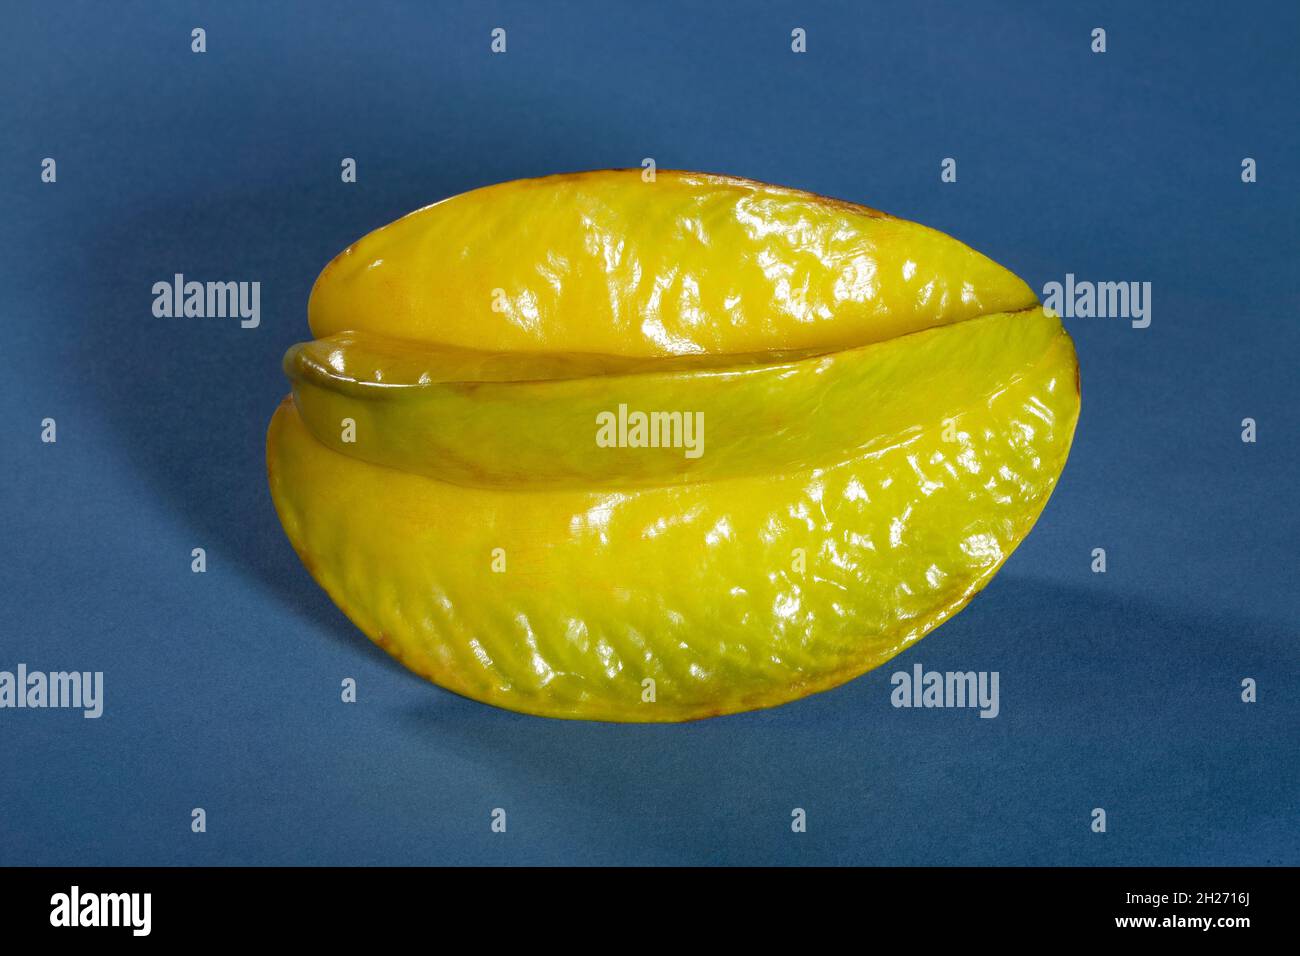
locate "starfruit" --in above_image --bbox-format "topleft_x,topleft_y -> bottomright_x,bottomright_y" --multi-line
267,170 -> 1079,721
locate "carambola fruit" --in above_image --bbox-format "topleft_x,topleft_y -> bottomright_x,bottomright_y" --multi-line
267,170 -> 1079,721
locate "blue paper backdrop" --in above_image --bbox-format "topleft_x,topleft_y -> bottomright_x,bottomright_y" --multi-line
2,0 -> 1296,865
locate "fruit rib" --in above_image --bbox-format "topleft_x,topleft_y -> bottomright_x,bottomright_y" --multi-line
307,170 -> 1038,356
286,308 -> 1064,489
267,325 -> 1078,721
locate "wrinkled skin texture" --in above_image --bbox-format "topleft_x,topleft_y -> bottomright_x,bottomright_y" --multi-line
268,170 -> 1080,721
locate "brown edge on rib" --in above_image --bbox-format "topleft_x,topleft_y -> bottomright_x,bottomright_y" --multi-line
505,167 -> 894,219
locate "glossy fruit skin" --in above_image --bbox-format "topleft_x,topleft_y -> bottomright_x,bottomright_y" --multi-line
307,171 -> 1038,356
270,169 -> 1080,722
287,308 -> 1063,490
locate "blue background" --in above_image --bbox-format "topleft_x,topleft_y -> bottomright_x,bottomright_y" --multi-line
2,0 -> 1296,866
